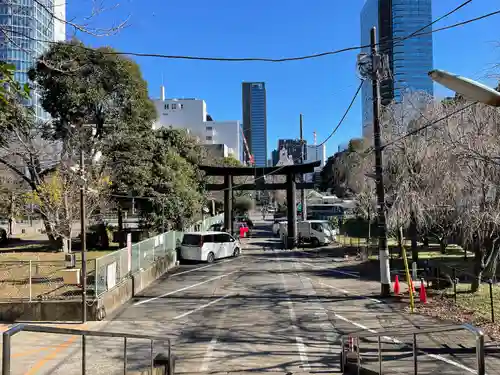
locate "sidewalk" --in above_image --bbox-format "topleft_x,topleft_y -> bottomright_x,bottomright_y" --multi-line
297,251 -> 500,374
0,322 -> 108,375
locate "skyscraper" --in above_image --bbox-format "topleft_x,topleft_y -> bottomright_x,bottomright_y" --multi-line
277,139 -> 306,163
360,0 -> 433,137
242,82 -> 267,166
0,0 -> 66,120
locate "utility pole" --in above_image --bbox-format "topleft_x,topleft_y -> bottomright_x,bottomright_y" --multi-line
370,26 -> 391,296
300,114 -> 306,221
80,148 -> 87,321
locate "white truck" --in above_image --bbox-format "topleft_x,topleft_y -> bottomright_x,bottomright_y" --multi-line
298,220 -> 336,247
280,220 -> 337,247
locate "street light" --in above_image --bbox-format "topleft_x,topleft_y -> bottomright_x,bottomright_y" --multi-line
428,70 -> 500,107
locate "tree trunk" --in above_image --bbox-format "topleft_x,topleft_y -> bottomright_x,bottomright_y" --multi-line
397,226 -> 403,258
439,237 -> 448,254
61,237 -> 71,253
8,192 -> 15,237
471,234 -> 483,293
484,237 -> 500,277
410,212 -> 418,262
40,212 -> 57,245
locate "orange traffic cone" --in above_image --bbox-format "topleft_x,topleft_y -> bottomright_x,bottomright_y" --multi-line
420,280 -> 427,304
394,275 -> 400,295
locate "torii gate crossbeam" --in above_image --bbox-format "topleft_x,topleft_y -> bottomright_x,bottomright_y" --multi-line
200,161 -> 320,249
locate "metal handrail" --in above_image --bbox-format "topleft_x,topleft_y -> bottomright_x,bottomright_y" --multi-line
340,323 -> 485,375
2,323 -> 173,375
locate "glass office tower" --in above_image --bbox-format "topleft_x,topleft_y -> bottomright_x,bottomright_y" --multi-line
0,0 -> 66,120
360,0 -> 433,138
242,82 -> 267,166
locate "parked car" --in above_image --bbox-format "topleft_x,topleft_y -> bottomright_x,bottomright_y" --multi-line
180,231 -> 241,263
208,223 -> 225,232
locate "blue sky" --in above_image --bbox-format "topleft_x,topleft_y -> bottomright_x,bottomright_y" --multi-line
70,0 -> 500,158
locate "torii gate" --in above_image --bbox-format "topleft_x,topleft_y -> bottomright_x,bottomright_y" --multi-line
200,161 -> 320,249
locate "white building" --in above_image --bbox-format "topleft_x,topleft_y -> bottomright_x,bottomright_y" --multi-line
153,87 -> 242,161
303,143 -> 326,183
305,144 -> 326,167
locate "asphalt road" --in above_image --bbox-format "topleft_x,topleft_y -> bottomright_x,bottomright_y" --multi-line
4,218 -> 484,375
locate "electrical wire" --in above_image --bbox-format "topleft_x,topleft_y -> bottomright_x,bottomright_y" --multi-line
1,5 -> 498,64
318,80 -> 364,147
378,101 -> 478,152
387,0 -> 473,46
208,1 -> 476,191
214,81 -> 364,193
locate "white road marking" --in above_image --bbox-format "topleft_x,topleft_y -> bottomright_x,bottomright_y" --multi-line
133,271 -> 238,306
299,259 -> 360,278
170,256 -> 243,277
199,303 -> 229,372
200,337 -> 218,372
173,293 -> 232,320
300,274 -> 479,374
278,259 -> 310,371
292,262 -> 339,360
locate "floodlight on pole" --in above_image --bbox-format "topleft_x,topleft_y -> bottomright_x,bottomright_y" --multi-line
428,69 -> 500,107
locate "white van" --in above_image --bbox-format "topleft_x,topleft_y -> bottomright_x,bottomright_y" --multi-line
180,231 -> 241,263
298,220 -> 337,247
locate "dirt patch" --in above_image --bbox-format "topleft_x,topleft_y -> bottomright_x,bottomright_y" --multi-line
0,246 -> 115,300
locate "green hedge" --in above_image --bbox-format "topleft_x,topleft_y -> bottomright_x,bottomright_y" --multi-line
340,217 -> 377,238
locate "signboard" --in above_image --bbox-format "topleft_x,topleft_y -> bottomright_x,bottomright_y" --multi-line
127,233 -> 132,273
106,262 -> 117,289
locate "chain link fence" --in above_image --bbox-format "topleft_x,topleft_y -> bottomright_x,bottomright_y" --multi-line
0,214 -> 224,301
0,259 -> 94,301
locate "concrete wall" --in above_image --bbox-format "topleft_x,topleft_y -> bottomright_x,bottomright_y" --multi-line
0,251 -> 177,322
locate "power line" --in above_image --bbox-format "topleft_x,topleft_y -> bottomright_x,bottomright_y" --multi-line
2,6 -> 498,64
318,80 -> 363,147
379,101 -> 478,151
387,0 -> 473,46
214,2 -> 475,191
216,80 -> 363,193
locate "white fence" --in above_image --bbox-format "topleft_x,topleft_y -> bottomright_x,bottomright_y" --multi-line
94,214 -> 224,296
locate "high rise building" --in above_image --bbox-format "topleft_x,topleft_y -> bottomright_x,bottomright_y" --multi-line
271,149 -> 279,166
242,82 -> 267,166
305,144 -> 326,167
0,0 -> 66,120
277,139 -> 306,163
360,0 -> 433,138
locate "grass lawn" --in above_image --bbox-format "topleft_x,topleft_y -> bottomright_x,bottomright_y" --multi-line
339,234 -> 500,327
435,283 -> 500,325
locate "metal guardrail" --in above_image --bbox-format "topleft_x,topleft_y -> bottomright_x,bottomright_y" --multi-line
2,324 -> 174,375
341,323 -> 485,375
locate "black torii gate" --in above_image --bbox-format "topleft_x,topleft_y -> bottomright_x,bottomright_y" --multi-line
200,161 -> 320,249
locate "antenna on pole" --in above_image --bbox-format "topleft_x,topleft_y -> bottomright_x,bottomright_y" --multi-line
160,73 -> 166,100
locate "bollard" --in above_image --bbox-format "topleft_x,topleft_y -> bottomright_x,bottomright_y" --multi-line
489,279 -> 495,323
453,278 -> 458,303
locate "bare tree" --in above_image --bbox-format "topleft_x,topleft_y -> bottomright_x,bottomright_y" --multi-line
0,99 -> 110,250
437,102 -> 500,290
379,92 -> 443,260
